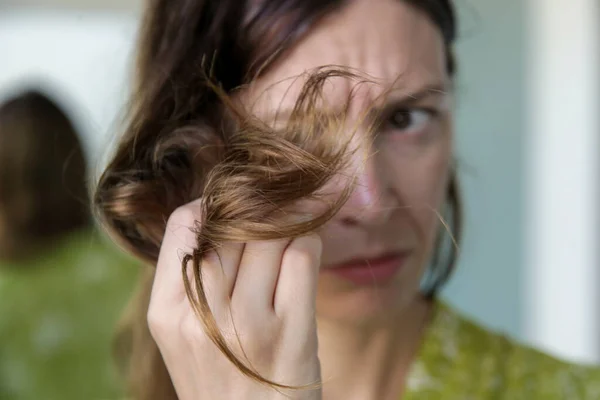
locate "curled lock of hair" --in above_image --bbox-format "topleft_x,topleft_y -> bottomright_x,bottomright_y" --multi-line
98,65 -> 380,394
181,69 -> 367,392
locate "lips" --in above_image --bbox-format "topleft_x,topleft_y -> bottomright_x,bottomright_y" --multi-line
323,252 -> 411,285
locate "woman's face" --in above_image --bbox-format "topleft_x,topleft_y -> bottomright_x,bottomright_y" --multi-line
240,0 -> 453,323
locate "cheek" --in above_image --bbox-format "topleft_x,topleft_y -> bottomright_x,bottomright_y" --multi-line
384,138 -> 451,237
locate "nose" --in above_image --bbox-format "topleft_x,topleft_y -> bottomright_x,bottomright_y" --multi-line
335,150 -> 398,228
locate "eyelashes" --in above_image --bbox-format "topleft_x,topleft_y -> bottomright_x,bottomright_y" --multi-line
384,107 -> 440,136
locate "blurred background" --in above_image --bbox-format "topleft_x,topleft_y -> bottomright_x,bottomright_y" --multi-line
0,0 -> 598,394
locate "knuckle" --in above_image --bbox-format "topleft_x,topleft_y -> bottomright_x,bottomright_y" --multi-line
147,307 -> 170,339
303,233 -> 323,257
163,203 -> 202,252
284,235 -> 322,268
241,322 -> 281,357
167,204 -> 199,228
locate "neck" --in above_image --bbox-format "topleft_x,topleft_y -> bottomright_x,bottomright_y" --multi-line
317,296 -> 432,400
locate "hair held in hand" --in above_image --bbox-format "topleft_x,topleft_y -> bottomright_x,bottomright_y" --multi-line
99,62 -> 373,393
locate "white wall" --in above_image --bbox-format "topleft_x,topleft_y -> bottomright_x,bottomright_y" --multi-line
442,0 -> 526,339
525,0 -> 600,363
0,10 -> 137,176
0,0 -> 141,11
443,0 -> 600,364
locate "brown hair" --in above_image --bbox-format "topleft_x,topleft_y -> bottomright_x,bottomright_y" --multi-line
0,91 -> 90,262
95,0 -> 460,398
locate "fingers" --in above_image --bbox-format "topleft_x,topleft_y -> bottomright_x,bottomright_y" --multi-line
152,196 -> 322,337
152,198 -> 247,320
152,199 -> 203,306
202,242 -> 244,301
274,234 -> 322,322
232,239 -> 291,311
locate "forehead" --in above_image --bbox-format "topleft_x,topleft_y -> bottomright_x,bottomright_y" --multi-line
240,0 -> 448,117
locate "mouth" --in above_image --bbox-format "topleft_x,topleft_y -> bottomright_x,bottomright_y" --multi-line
322,251 -> 412,286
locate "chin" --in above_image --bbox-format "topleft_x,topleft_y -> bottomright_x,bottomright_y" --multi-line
315,271 -> 422,326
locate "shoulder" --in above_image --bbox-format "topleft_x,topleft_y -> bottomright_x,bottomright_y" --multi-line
422,301 -> 600,398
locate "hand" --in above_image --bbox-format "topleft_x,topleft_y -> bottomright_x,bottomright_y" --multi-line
147,199 -> 323,400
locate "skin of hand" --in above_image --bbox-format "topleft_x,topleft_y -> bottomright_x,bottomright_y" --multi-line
147,199 -> 324,400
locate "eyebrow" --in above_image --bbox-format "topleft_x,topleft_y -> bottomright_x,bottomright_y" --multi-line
386,82 -> 450,104
369,83 -> 451,112
265,81 -> 451,124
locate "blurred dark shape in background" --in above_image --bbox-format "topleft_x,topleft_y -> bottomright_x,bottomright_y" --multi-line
0,91 -> 89,261
0,90 -> 139,400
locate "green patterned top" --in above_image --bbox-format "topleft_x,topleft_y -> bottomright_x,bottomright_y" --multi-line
0,229 -> 140,400
404,302 -> 600,399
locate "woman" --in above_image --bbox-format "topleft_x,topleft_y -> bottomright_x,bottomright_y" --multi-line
0,91 -> 139,399
95,0 -> 600,399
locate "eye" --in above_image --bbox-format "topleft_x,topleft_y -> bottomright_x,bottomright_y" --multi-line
386,108 -> 437,135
